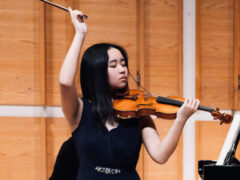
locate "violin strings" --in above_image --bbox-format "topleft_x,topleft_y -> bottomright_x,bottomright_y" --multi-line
128,71 -> 150,93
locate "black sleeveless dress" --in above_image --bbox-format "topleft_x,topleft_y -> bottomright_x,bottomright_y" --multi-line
49,137 -> 78,180
72,98 -> 142,180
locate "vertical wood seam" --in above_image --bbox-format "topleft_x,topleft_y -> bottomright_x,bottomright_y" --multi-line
196,0 -> 200,100
233,0 -> 239,110
179,0 -> 183,97
40,2 -> 47,179
137,0 -> 145,179
138,0 -> 146,91
40,0 -> 46,105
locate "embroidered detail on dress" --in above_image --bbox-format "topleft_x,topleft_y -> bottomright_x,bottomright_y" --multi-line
94,166 -> 121,174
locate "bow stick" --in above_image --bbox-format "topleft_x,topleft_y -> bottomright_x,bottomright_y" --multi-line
39,0 -> 88,19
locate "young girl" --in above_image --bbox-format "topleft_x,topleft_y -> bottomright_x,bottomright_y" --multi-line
57,8 -> 200,180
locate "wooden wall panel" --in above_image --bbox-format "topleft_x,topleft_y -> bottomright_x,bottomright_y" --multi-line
0,0 -> 41,105
143,119 -> 182,180
145,0 -> 182,96
195,121 -> 231,180
46,118 -> 71,178
0,117 -> 42,180
45,0 -> 73,105
238,0 -> 240,109
197,0 -> 234,109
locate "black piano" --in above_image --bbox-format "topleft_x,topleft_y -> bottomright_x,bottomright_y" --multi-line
198,130 -> 240,180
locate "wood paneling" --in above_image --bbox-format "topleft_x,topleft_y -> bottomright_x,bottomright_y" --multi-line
238,0 -> 240,109
0,117 -> 71,180
0,0 -> 41,105
0,117 -> 42,180
233,0 -> 239,110
145,0 -> 182,97
40,2 -> 47,106
45,0 -> 72,106
197,0 -> 234,109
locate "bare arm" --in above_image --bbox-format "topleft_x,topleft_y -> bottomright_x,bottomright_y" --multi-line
59,8 -> 87,132
141,99 -> 200,164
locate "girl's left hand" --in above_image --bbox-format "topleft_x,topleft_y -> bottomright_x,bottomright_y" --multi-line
176,98 -> 200,123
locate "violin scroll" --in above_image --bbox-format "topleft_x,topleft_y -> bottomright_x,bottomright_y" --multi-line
211,108 -> 233,125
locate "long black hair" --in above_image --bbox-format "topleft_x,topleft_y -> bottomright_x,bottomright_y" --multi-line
80,43 -> 129,130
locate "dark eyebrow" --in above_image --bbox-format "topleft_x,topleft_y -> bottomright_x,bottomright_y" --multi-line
109,59 -> 117,63
109,58 -> 125,64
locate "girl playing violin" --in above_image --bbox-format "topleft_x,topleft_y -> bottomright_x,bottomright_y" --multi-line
54,8 -> 200,180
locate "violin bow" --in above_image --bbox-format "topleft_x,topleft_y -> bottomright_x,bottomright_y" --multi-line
39,0 -> 88,19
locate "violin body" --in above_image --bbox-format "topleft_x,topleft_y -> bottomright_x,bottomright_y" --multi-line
114,90 -> 181,119
113,89 -> 233,124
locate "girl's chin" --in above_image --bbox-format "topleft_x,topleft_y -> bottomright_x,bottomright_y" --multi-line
118,83 -> 128,89
111,84 -> 128,92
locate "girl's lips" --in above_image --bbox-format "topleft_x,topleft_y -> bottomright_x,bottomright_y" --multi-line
120,77 -> 127,81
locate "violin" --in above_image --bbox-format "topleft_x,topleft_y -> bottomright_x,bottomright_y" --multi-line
113,89 -> 233,125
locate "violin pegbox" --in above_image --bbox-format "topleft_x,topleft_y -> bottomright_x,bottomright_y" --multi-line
211,108 -> 233,125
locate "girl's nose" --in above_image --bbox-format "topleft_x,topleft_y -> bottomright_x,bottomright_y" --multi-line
118,65 -> 126,73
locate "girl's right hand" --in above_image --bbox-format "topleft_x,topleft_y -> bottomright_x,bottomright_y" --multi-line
69,7 -> 88,35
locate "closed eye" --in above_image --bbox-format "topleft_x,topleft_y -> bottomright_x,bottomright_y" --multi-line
108,59 -> 126,67
109,62 -> 117,68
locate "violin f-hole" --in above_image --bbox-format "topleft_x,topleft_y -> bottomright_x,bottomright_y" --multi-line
136,103 -> 153,108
